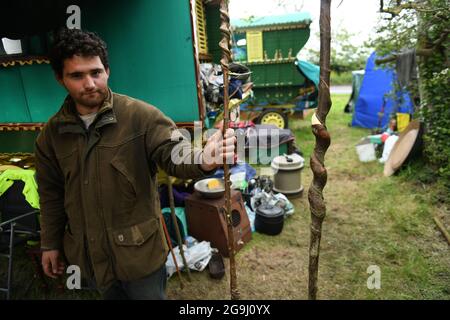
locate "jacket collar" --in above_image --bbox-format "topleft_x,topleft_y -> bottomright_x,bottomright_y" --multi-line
56,89 -> 117,134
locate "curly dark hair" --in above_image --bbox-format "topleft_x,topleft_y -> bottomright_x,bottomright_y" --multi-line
50,28 -> 109,77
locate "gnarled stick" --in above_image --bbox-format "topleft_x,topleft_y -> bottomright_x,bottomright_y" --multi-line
219,0 -> 239,300
308,0 -> 332,300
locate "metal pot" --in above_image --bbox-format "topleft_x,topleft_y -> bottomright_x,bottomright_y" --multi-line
255,204 -> 284,236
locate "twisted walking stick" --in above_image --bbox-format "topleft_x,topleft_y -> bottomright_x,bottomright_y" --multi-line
219,0 -> 239,300
308,0 -> 332,300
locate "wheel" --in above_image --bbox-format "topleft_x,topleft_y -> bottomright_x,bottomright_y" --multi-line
256,109 -> 288,129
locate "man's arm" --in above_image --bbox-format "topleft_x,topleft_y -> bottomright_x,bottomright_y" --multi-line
34,126 -> 67,250
145,108 -> 235,179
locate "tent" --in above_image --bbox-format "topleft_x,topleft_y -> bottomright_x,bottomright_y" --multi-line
351,52 -> 413,130
344,69 -> 364,113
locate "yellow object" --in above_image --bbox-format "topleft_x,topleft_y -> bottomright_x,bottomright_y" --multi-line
207,179 -> 221,190
0,165 -> 23,172
396,113 -> 411,132
247,31 -> 263,62
1,58 -> 50,67
260,111 -> 286,129
195,0 -> 209,55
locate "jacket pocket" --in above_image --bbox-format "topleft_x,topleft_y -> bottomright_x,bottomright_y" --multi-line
112,219 -> 158,246
110,157 -> 137,214
110,218 -> 167,280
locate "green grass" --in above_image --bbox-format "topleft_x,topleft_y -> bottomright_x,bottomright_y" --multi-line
330,71 -> 352,86
2,94 -> 449,300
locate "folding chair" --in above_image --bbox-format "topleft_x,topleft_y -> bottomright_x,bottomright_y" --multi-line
0,180 -> 40,300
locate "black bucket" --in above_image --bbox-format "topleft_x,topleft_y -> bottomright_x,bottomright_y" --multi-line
255,204 -> 284,236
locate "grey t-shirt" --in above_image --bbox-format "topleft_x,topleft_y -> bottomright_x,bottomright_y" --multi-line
79,112 -> 98,129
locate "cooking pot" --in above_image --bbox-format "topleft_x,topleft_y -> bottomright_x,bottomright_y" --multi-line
255,204 -> 284,236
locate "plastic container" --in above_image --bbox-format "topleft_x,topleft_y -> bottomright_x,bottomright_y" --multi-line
185,236 -> 198,248
271,153 -> 305,198
356,139 -> 376,162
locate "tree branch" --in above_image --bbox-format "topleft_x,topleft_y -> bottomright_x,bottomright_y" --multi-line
380,0 -> 416,18
376,28 -> 448,65
375,48 -> 432,64
379,0 -> 445,19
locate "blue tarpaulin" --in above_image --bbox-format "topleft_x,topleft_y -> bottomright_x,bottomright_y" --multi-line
296,60 -> 320,88
351,52 -> 413,129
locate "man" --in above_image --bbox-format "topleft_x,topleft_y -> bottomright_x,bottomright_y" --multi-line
35,28 -> 235,299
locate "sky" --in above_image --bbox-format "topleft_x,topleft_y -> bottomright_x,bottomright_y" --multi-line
229,0 -> 381,50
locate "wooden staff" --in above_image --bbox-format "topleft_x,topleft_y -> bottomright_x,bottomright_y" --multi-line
219,0 -> 239,300
160,214 -> 184,289
308,0 -> 332,300
167,176 -> 192,281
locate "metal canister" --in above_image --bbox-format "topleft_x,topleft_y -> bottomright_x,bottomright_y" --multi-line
271,153 -> 305,198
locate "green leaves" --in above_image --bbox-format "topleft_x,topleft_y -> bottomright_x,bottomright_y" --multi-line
372,0 -> 449,186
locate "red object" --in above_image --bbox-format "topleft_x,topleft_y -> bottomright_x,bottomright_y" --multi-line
230,120 -> 255,129
381,132 -> 390,143
214,120 -> 255,130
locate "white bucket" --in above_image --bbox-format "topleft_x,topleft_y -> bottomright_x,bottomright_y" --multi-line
356,142 -> 376,162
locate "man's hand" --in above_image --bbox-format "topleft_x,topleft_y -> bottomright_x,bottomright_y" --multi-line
201,128 -> 236,172
42,250 -> 66,279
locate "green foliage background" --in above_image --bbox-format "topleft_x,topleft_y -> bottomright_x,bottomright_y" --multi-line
373,0 -> 450,187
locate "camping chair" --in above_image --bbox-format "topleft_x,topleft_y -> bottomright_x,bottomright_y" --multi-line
0,180 -> 40,300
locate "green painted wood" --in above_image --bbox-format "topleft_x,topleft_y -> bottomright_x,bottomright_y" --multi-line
230,14 -> 311,108
249,62 -> 305,87
0,66 -> 30,123
1,0 -> 202,125
232,12 -> 311,29
205,4 -> 222,64
263,28 -> 310,60
20,64 -> 67,122
0,131 -> 39,153
0,64 -> 67,123
82,0 -> 200,123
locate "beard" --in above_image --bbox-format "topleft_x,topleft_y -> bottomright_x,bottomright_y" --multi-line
74,88 -> 108,109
